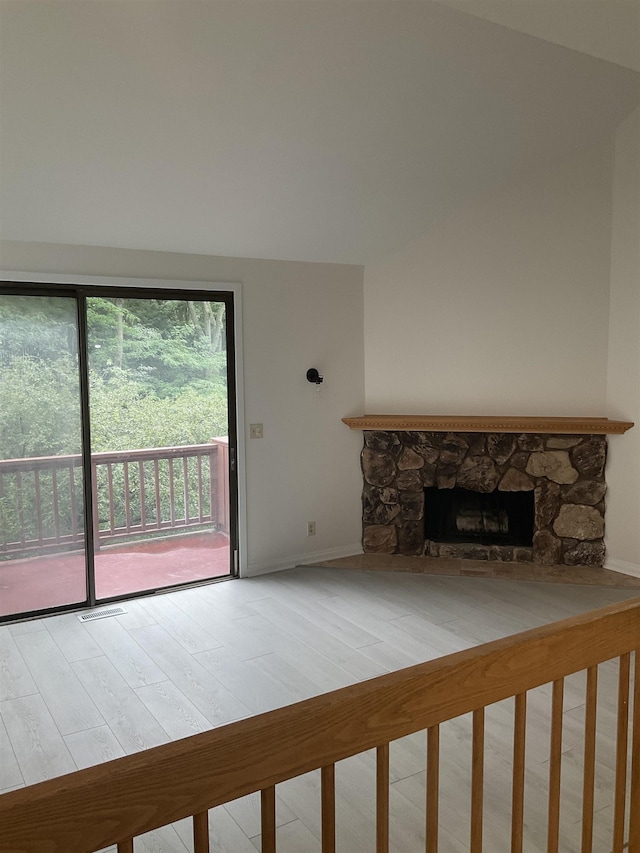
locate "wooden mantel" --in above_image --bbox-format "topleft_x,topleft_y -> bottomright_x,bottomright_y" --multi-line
342,415 -> 634,435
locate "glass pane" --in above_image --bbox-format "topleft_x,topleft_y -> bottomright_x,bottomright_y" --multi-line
87,296 -> 231,599
0,293 -> 88,617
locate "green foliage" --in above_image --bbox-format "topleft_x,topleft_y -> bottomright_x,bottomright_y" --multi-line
87,297 -> 227,398
0,355 -> 82,459
89,369 -> 227,450
0,294 -> 78,366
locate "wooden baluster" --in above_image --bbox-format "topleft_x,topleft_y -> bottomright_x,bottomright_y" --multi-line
183,456 -> 190,524
511,692 -> 526,853
193,810 -> 210,853
321,763 -> 336,853
197,453 -> 204,522
117,840 -> 134,853
223,442 -> 230,532
123,461 -> 131,533
547,678 -> 564,853
138,460 -> 146,531
426,724 -> 440,853
377,743 -> 390,853
471,709 -> 484,853
154,458 -> 161,529
51,468 -> 61,543
91,458 -> 101,552
34,468 -> 43,544
16,471 -> 25,546
107,462 -> 115,535
69,462 -> 78,541
581,666 -> 598,853
222,441 -> 230,532
209,445 -> 217,526
168,457 -> 176,527
613,653 -> 631,853
629,650 -> 640,851
261,785 -> 277,853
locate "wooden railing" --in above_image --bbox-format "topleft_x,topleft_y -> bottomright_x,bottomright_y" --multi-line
1,596 -> 639,853
0,440 -> 229,556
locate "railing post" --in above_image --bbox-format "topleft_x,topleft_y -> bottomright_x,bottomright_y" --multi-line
376,743 -> 390,853
69,460 -> 79,543
613,653 -> 631,853
547,678 -> 565,853
193,811 -> 210,853
426,725 -> 440,853
471,709 -> 485,853
511,693 -> 527,853
581,666 -> 598,853
321,763 -> 336,853
16,471 -> 25,547
261,786 -> 277,853
210,437 -> 229,534
91,457 -> 101,552
629,650 -> 640,851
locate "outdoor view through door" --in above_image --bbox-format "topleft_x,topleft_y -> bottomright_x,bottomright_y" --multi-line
0,288 -> 236,621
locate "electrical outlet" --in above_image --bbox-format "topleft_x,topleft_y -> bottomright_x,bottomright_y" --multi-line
249,423 -> 263,439
307,521 -> 316,536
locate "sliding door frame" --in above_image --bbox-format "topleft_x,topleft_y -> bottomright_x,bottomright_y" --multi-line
0,272 -> 246,621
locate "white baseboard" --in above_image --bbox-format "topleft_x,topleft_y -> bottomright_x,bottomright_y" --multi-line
244,543 -> 363,578
605,558 -> 640,579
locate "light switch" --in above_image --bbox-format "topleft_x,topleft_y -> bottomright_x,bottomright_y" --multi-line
250,423 -> 263,439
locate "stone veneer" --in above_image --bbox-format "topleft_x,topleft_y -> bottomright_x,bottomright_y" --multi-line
361,431 -> 607,566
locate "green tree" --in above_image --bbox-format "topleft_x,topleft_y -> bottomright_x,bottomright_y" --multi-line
88,368 -> 227,451
0,355 -> 81,459
87,297 -> 227,398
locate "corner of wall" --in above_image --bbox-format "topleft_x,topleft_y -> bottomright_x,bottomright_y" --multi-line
604,106 -> 640,570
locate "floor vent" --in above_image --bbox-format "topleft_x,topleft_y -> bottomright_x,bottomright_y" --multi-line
77,606 -> 127,622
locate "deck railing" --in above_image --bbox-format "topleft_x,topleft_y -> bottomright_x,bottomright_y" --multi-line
1,596 -> 639,852
0,439 -> 229,555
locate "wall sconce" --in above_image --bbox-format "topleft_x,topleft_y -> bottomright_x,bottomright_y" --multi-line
306,368 -> 324,385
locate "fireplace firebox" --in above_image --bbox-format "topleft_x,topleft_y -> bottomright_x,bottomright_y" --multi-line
424,487 -> 534,547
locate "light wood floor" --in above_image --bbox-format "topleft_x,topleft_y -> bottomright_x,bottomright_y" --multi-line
1,566 -> 638,852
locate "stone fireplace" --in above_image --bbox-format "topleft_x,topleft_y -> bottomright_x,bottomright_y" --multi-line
344,416 -> 634,567
359,429 -> 609,565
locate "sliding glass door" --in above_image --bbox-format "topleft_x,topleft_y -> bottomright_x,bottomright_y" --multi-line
0,294 -> 88,617
87,296 -> 233,599
0,286 -> 237,621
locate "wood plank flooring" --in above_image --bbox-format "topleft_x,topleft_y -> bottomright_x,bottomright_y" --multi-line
1,566 -> 638,852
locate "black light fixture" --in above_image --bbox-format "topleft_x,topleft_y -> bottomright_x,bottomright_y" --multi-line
306,368 -> 323,385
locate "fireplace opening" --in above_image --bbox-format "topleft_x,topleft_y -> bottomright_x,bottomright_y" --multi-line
424,487 -> 534,547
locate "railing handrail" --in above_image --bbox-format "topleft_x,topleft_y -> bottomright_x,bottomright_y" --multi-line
91,444 -> 217,464
2,595 -> 639,853
0,443 -> 217,472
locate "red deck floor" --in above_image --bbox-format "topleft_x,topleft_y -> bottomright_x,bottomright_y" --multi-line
0,531 -> 231,618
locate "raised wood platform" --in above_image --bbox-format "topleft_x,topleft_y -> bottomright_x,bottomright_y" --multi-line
342,415 -> 634,434
310,553 -> 640,587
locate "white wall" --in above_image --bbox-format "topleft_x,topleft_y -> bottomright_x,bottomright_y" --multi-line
605,107 -> 640,574
0,241 -> 365,575
364,140 -> 613,416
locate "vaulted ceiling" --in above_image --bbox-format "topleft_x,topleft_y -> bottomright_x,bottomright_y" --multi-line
436,0 -> 640,72
1,1 -> 638,264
